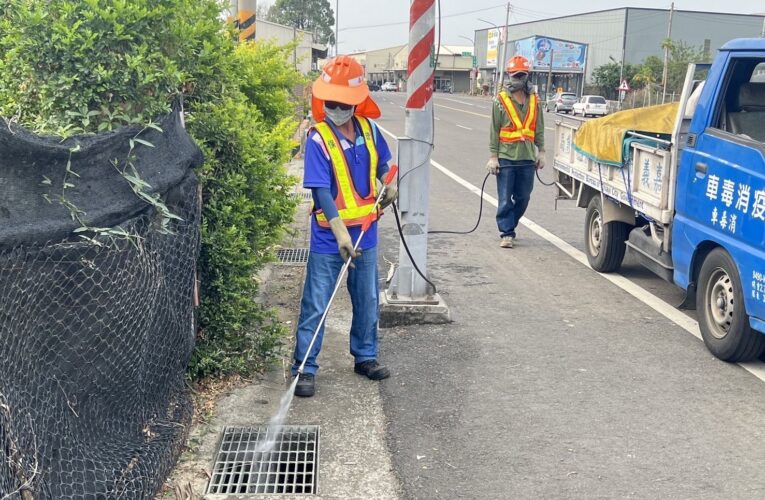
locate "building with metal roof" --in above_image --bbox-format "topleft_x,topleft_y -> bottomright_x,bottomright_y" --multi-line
474,7 -> 765,96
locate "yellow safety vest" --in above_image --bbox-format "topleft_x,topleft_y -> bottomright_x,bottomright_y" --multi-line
313,116 -> 379,228
498,91 -> 537,143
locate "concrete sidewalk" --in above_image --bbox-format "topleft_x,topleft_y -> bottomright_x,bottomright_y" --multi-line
165,159 -> 401,499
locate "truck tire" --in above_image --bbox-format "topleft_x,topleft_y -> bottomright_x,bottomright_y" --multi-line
696,248 -> 765,362
584,196 -> 628,272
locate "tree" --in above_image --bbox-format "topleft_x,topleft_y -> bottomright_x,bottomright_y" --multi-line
666,41 -> 705,94
592,61 -> 637,100
269,0 -> 335,45
632,55 -> 662,89
256,2 -> 271,21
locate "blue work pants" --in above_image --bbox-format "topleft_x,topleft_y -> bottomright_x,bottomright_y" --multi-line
292,246 -> 379,376
496,160 -> 536,238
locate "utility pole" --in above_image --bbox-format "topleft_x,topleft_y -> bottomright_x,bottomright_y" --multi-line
546,49 -> 554,100
293,25 -> 297,69
661,2 -> 674,104
497,3 -> 511,91
381,0 -> 450,325
761,17 -> 765,37
618,9 -> 628,109
237,0 -> 257,41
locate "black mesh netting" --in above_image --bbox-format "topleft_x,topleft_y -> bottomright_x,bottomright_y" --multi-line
0,108 -> 203,499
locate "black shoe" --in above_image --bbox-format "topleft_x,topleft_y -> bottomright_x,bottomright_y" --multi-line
294,373 -> 315,397
354,360 -> 390,380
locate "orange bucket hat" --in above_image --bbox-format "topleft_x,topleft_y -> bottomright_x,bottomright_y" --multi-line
311,55 -> 381,122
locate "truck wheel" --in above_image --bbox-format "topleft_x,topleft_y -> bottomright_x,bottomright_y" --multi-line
696,248 -> 765,362
584,196 -> 628,272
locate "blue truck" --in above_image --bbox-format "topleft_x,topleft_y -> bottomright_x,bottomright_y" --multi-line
552,38 -> 765,362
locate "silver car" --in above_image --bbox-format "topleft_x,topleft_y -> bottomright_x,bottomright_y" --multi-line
545,92 -> 578,114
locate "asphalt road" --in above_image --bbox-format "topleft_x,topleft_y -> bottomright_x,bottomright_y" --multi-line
371,91 -> 765,499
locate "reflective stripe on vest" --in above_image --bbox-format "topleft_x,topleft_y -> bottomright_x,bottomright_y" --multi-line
498,91 -> 537,143
313,117 -> 379,228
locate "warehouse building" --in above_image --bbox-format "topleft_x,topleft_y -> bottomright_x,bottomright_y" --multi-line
474,7 -> 765,96
250,19 -> 327,74
343,45 -> 475,93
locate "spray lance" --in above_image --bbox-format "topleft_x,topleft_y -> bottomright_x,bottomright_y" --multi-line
295,164 -> 399,378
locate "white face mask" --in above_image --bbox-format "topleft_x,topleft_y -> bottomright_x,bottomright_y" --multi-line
324,105 -> 354,126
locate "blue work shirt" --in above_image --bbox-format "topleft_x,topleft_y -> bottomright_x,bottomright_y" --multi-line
303,117 -> 393,254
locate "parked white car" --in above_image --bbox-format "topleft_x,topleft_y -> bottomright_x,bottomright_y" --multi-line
381,81 -> 398,92
573,95 -> 609,117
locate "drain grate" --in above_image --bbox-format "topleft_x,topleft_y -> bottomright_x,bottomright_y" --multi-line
291,191 -> 313,201
276,248 -> 309,265
207,425 -> 320,495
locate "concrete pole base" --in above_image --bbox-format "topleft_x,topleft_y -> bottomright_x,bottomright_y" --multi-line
378,290 -> 451,328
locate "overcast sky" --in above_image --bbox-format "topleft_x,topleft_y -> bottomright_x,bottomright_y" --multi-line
258,1 -> 764,52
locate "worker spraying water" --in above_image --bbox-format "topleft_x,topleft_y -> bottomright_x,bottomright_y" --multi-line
252,55 -> 398,448
289,55 -> 398,398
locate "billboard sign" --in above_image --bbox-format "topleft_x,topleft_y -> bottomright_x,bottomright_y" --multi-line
513,36 -> 586,72
486,29 -> 500,68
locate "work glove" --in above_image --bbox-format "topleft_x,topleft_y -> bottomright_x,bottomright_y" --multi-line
328,216 -> 358,265
536,150 -> 546,170
379,183 -> 398,210
486,157 -> 500,175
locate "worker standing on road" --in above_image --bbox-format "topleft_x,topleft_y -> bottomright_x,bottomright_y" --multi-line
292,56 -> 397,398
486,55 -> 545,248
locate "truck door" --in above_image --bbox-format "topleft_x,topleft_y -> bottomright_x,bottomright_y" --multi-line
675,54 -> 765,328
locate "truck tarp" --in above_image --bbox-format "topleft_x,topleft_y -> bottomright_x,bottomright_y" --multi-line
573,102 -> 678,166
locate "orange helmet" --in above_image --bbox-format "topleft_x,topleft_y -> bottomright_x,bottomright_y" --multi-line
505,55 -> 530,74
311,55 -> 380,122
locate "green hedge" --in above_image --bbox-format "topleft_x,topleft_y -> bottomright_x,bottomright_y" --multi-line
0,0 -> 302,379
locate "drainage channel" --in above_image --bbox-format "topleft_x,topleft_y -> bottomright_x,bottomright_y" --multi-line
207,425 -> 320,496
276,248 -> 309,265
291,191 -> 313,201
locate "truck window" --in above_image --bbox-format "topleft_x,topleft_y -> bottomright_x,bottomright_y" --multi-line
751,62 -> 765,82
713,58 -> 765,143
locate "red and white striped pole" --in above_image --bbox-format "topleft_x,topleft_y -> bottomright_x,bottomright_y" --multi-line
389,0 -> 437,302
406,0 -> 435,111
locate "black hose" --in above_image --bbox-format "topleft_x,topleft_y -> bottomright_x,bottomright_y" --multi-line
535,167 -> 556,187
388,165 -> 552,293
430,173 -> 491,235
391,201 -> 438,295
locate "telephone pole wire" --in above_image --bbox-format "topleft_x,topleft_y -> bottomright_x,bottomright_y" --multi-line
661,2 -> 674,104
497,3 -> 511,91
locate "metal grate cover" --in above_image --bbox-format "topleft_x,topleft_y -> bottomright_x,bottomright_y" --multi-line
291,191 -> 313,201
207,425 -> 320,495
276,248 -> 309,265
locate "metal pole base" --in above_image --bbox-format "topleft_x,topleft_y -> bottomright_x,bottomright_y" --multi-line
379,289 -> 451,328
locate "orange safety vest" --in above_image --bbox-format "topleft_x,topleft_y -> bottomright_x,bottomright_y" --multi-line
312,117 -> 379,228
497,91 -> 537,143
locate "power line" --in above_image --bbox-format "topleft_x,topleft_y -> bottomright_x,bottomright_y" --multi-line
339,3 -> 505,32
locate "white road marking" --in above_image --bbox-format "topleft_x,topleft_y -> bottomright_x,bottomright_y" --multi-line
456,124 -> 472,131
544,127 -> 555,131
440,97 -> 476,107
434,104 -> 491,118
375,121 -> 765,385
434,117 -> 441,121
